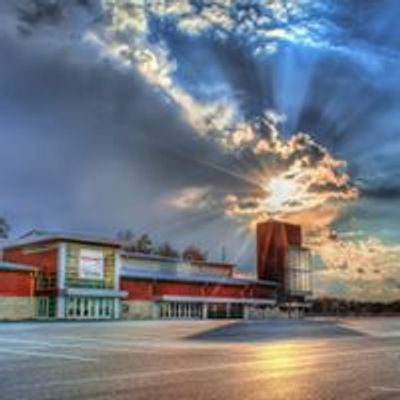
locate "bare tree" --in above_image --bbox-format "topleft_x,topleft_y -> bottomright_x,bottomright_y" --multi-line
117,229 -> 137,252
0,217 -> 10,239
117,229 -> 134,242
182,245 -> 207,262
157,242 -> 180,259
136,233 -> 153,254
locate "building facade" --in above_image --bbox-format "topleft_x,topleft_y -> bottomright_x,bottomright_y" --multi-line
120,253 -> 277,320
1,233 -> 126,320
257,220 -> 312,307
0,220 -> 312,320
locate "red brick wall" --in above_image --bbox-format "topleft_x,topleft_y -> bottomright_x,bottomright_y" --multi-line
121,278 -> 276,301
3,245 -> 58,275
122,279 -> 224,300
0,271 -> 35,296
156,282 -> 204,297
204,284 -> 245,298
121,279 -> 154,300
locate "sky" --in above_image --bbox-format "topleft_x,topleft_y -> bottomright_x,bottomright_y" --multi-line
1,0 -> 400,301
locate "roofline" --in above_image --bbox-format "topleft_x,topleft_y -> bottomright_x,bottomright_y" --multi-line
121,251 -> 236,268
2,232 -> 253,275
2,234 -> 121,250
0,261 -> 37,273
121,251 -> 181,263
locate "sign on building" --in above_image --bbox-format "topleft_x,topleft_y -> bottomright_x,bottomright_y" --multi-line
79,249 -> 104,280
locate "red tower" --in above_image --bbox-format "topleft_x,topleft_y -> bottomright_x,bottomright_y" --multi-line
256,220 -> 302,290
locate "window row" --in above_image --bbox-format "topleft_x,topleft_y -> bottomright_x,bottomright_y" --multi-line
65,297 -> 116,319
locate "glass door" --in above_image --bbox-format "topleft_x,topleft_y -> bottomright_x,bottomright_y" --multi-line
66,297 -> 76,318
36,297 -> 49,319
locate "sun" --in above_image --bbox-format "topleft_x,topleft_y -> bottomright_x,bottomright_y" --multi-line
264,176 -> 299,213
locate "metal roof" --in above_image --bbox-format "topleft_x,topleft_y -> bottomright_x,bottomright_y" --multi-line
2,230 -> 121,249
121,251 -> 182,263
120,266 -> 277,287
0,261 -> 37,272
122,252 -> 236,271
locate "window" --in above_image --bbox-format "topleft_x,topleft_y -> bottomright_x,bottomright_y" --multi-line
64,297 -> 115,319
83,298 -> 89,317
160,302 -> 203,319
76,298 -> 81,317
287,246 -> 312,294
36,297 -> 48,318
67,297 -> 75,317
90,298 -> 96,316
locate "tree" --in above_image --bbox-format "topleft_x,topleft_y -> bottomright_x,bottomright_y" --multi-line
157,242 -> 180,259
182,245 -> 207,262
136,234 -> 153,254
117,229 -> 134,242
117,229 -> 137,252
0,217 -> 10,239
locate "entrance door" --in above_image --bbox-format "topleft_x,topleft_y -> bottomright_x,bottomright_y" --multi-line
89,298 -> 96,318
97,298 -> 114,319
104,298 -> 113,319
230,304 -> 244,319
66,297 -> 76,318
208,303 -> 228,319
65,297 -> 115,319
36,297 -> 49,319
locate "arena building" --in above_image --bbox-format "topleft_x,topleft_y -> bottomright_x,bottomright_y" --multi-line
0,220 -> 312,320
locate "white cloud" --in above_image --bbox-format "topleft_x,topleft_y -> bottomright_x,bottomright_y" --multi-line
222,114 -> 358,226
166,186 -> 213,210
315,237 -> 400,301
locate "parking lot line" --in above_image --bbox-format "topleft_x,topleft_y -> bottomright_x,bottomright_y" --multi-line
7,343 -> 400,391
0,336 -> 218,356
0,348 -> 98,362
371,386 -> 400,393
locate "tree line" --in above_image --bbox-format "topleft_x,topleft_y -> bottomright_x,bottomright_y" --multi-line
309,297 -> 400,316
116,229 -> 208,262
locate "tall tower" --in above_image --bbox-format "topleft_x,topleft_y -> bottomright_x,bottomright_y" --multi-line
257,220 -> 311,298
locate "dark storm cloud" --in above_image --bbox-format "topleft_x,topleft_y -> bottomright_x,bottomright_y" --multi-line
18,0 -> 63,26
159,5 -> 400,193
0,7 -> 249,245
1,0 -> 400,286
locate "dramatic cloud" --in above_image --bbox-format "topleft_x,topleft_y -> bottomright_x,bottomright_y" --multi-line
316,236 -> 400,302
143,0 -> 400,72
222,113 -> 358,225
1,0 -> 400,300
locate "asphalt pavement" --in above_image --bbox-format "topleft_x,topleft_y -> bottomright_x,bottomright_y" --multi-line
0,318 -> 400,400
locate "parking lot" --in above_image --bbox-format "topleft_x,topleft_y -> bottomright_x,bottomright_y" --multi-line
1,318 -> 400,400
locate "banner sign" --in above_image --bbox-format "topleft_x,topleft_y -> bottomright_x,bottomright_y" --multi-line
79,249 -> 104,280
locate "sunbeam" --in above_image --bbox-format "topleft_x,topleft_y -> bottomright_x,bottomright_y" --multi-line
1,0 -> 400,300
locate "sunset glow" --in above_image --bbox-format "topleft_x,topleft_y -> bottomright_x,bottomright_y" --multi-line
264,176 -> 300,214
